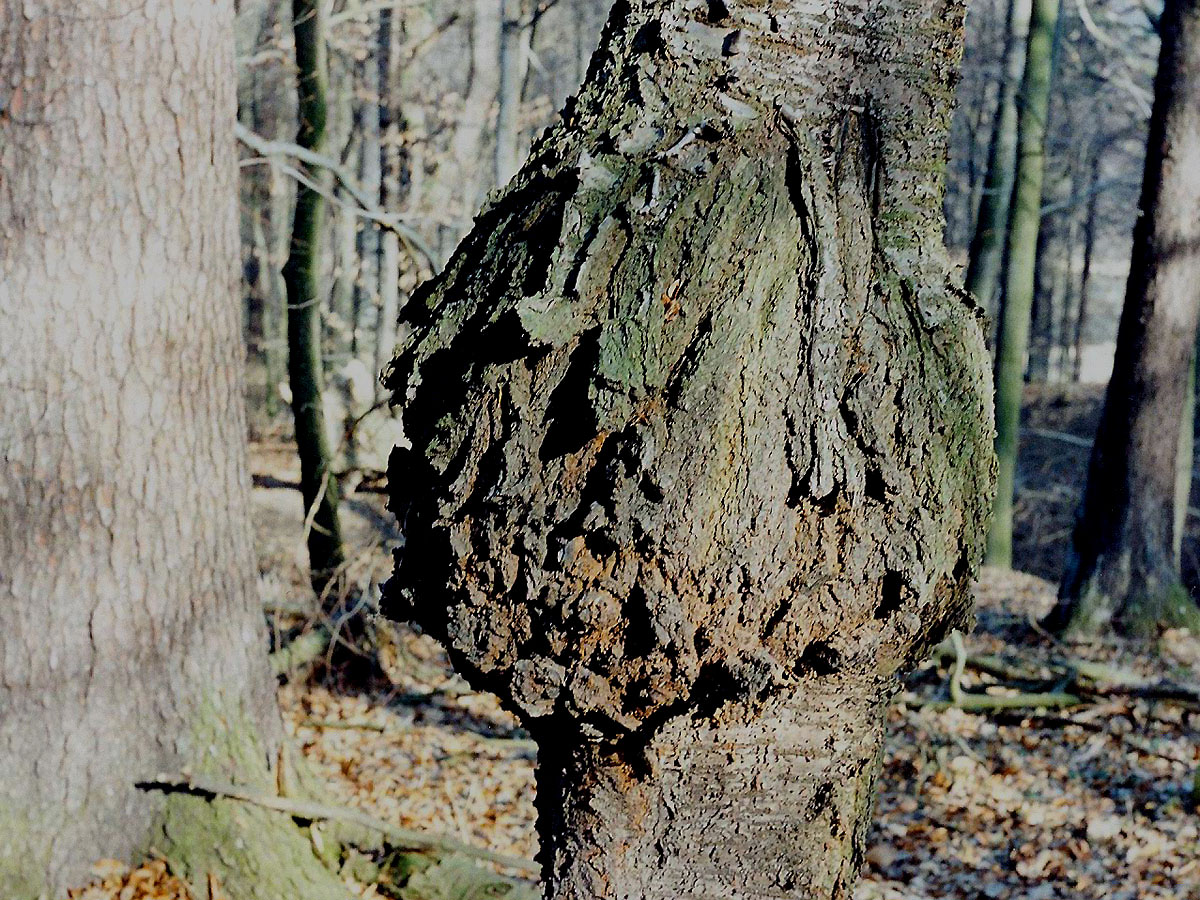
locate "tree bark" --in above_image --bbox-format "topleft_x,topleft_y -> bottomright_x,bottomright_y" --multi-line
987,0 -> 1062,567
370,3 -> 405,400
495,0 -> 533,187
283,0 -> 347,597
1072,150 -> 1102,382
1051,0 -> 1200,637
450,0 -> 503,228
383,1 -> 995,897
0,2 -> 350,897
964,0 -> 1033,317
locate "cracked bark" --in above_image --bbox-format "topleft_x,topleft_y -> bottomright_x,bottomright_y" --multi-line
384,1 -> 995,897
0,3 -> 350,897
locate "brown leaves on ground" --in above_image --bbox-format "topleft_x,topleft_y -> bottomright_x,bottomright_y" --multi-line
858,568 -> 1200,900
67,436 -> 1200,898
67,860 -> 192,900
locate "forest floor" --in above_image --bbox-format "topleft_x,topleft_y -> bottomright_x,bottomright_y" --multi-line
70,386 -> 1200,900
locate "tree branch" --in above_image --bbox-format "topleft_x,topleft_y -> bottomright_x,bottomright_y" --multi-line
235,123 -> 438,273
139,775 -> 540,875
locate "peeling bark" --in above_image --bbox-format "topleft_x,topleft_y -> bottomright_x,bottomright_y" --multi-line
384,1 -> 995,897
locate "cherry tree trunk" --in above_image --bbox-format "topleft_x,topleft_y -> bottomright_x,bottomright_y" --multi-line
384,1 -> 995,897
0,3 -> 349,897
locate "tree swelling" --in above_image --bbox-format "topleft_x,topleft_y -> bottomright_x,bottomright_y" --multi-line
0,2 -> 351,896
1050,0 -> 1200,637
384,1 -> 994,897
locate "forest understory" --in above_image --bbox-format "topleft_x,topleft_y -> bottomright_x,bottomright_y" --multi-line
68,387 -> 1200,900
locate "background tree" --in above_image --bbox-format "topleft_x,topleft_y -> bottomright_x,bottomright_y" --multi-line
0,1 -> 352,896
964,0 -> 1033,316
988,0 -> 1062,566
283,0 -> 348,598
1049,0 -> 1200,636
383,0 -> 994,897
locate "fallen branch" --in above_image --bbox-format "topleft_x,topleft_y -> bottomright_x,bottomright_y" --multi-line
906,691 -> 1083,712
922,639 -> 1200,712
139,775 -> 539,875
301,719 -> 388,733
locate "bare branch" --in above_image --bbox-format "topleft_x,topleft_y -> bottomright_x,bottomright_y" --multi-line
235,123 -> 438,272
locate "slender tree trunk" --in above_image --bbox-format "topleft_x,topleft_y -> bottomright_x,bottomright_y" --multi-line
0,3 -> 349,897
1054,155 -> 1085,381
283,0 -> 347,597
1072,151 -> 1102,382
1175,348 -> 1196,559
1050,0 -> 1200,636
450,0 -> 502,225
1027,196 -> 1061,383
987,0 -> 1062,567
375,2 -> 405,399
355,44 -> 383,363
383,2 -> 995,897
964,0 -> 1033,316
495,0 -> 532,187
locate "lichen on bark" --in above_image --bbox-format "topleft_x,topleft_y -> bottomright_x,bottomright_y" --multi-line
384,1 -> 994,896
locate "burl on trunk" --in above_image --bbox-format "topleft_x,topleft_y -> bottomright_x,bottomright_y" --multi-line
383,1 -> 994,897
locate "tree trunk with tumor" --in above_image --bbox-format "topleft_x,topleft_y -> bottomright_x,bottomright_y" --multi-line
1050,0 -> 1200,638
384,1 -> 994,897
0,3 -> 350,897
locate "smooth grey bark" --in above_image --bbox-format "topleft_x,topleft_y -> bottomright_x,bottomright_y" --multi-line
449,0 -> 503,226
495,0 -> 533,187
964,0 -> 1033,316
1051,0 -> 1200,637
0,2 -> 350,897
383,1 -> 995,897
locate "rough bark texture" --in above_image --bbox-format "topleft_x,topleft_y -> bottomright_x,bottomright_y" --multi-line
284,0 -> 348,597
384,1 -> 995,897
1050,0 -> 1200,637
0,3 -> 350,897
987,0 -> 1061,566
964,0 -> 1032,317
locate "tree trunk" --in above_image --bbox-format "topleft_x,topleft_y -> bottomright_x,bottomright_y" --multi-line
1072,151 -> 1102,382
0,3 -> 349,897
495,0 -> 533,187
1050,0 -> 1200,637
987,0 -> 1062,567
1027,192 -> 1061,383
383,2 -> 995,897
283,0 -> 347,597
450,0 -> 503,225
964,0 -> 1033,317
375,2 -> 406,401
